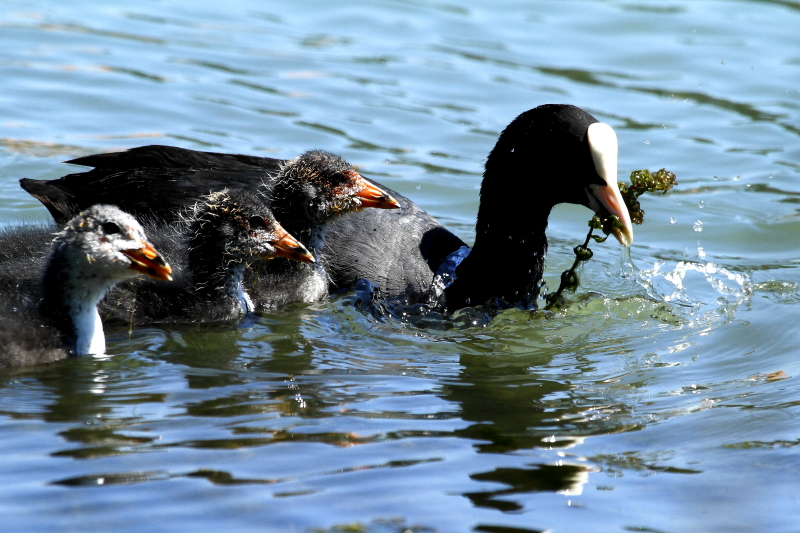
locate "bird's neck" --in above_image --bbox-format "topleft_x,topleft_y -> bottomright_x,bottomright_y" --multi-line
42,254 -> 115,355
190,246 -> 251,313
444,207 -> 550,309
227,263 -> 253,313
270,186 -> 328,255
70,305 -> 105,356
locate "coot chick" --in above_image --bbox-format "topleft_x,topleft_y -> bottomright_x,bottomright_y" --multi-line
99,189 -> 314,325
0,205 -> 172,368
246,150 -> 399,307
322,104 -> 633,309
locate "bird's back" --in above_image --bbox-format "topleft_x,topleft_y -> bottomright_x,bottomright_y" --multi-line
20,145 -> 284,223
322,182 -> 466,299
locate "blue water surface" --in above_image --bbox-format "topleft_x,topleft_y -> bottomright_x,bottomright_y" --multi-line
2,1 -> 800,532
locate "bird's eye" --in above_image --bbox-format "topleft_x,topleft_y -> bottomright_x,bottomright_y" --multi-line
330,172 -> 348,185
248,216 -> 268,230
102,222 -> 121,235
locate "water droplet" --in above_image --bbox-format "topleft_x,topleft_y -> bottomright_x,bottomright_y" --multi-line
769,174 -> 774,179
694,221 -> 704,232
643,140 -> 650,145
733,175 -> 742,181
510,147 -> 515,153
416,185 -> 421,190
670,217 -> 677,224
698,201 -> 704,209
746,183 -> 751,188
721,61 -> 726,65
698,246 -> 706,259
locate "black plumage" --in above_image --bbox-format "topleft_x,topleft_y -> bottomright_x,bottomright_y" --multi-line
327,105 -> 634,309
19,104 -> 633,312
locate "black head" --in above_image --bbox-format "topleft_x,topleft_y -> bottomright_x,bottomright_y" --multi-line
479,104 -> 632,245
189,189 -> 313,267
271,150 -> 398,230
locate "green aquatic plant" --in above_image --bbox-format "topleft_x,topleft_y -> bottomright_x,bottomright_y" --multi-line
544,168 -> 676,310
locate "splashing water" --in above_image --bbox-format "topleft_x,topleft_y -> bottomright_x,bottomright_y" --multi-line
636,258 -> 751,305
590,247 -> 755,347
347,244 -> 752,340
428,245 -> 471,306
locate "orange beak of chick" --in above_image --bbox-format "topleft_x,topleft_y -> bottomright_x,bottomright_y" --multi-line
353,175 -> 400,209
122,242 -> 173,281
268,227 -> 316,263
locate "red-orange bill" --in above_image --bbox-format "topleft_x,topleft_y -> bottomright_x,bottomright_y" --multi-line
122,242 -> 173,281
269,230 -> 315,263
354,176 -> 400,209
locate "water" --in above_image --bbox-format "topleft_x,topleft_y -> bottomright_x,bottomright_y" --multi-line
2,0 -> 800,531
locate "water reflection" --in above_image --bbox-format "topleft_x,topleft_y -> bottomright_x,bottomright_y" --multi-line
466,463 -> 593,511
448,351 -> 576,453
0,252 -> 754,506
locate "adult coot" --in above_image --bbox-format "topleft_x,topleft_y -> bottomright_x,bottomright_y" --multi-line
0,205 -> 172,368
312,104 -> 633,308
446,104 -> 632,308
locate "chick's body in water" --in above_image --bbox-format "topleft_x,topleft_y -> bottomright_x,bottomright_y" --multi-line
0,205 -> 171,367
